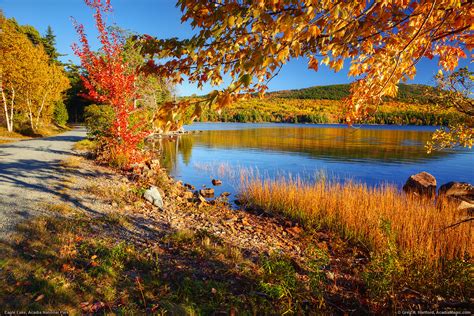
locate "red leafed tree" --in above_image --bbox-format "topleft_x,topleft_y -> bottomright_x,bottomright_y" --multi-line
72,0 -> 149,167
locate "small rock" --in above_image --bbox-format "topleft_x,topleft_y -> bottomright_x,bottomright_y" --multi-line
200,188 -> 215,198
212,179 -> 222,186
402,172 -> 437,198
143,186 -> 164,209
184,183 -> 195,190
220,192 -> 231,197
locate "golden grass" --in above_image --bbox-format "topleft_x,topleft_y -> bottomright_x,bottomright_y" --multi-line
239,176 -> 472,265
0,127 -> 29,139
73,139 -> 97,151
44,203 -> 77,215
60,156 -> 83,168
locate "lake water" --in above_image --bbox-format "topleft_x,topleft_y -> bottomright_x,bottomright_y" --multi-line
157,123 -> 473,199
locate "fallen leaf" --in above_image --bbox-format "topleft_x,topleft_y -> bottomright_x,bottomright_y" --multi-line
90,301 -> 105,312
35,294 -> 45,302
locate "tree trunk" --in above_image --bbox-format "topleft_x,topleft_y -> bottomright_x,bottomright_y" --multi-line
26,91 -> 35,132
0,80 -> 14,132
35,88 -> 49,131
9,86 -> 15,132
1,86 -> 11,132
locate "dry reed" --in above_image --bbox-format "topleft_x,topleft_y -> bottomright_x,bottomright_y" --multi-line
239,175 -> 472,265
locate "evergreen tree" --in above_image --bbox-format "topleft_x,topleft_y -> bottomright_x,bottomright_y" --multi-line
42,25 -> 60,62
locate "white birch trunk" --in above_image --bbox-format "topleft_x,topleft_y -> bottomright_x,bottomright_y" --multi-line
1,84 -> 11,132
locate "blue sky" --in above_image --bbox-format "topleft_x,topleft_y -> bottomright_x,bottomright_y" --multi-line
2,0 -> 470,96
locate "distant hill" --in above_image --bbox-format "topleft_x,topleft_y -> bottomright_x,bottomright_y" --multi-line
269,83 -> 434,104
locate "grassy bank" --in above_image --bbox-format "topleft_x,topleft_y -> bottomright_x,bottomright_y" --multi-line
0,156 -> 372,314
1,149 -> 471,313
0,125 -> 71,144
239,176 -> 473,301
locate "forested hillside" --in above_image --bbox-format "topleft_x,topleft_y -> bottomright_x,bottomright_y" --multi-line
270,83 -> 435,104
190,84 -> 464,126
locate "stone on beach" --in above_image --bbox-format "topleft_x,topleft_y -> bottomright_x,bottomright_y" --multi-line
143,186 -> 164,209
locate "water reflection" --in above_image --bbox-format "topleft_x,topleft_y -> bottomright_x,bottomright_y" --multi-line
158,124 -> 451,169
155,123 -> 473,191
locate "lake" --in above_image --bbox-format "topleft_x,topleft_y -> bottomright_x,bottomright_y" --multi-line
156,123 -> 473,199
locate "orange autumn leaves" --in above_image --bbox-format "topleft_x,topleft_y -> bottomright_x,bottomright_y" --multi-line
139,0 -> 472,123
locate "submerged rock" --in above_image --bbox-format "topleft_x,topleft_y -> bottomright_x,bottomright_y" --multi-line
143,186 -> 164,209
402,172 -> 436,198
212,179 -> 222,186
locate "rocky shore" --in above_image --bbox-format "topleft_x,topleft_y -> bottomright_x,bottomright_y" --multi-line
1,150 -> 471,313
402,171 -> 474,213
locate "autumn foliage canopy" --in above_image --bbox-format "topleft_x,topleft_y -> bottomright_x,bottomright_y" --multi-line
73,0 -> 472,162
140,0 -> 472,124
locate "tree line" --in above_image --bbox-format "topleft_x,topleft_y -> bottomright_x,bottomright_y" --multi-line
0,12 -> 174,141
0,14 -> 70,134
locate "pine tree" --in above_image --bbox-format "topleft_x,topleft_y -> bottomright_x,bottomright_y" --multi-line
42,25 -> 60,63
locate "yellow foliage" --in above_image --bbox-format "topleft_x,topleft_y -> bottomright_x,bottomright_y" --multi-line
0,15 -> 70,132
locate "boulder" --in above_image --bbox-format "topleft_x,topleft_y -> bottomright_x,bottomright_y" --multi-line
143,186 -> 164,209
402,172 -> 437,198
212,179 -> 222,186
438,182 -> 474,213
439,182 -> 474,198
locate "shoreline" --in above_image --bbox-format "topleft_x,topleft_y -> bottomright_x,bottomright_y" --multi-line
0,155 -> 375,313
182,121 -> 443,132
0,141 -> 471,313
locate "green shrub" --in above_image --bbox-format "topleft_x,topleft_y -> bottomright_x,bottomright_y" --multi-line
84,104 -> 114,138
53,101 -> 69,126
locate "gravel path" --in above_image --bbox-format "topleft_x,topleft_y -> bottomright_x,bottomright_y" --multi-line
0,127 -> 86,239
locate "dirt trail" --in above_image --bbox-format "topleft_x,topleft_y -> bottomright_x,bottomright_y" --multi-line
0,127 -> 86,238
